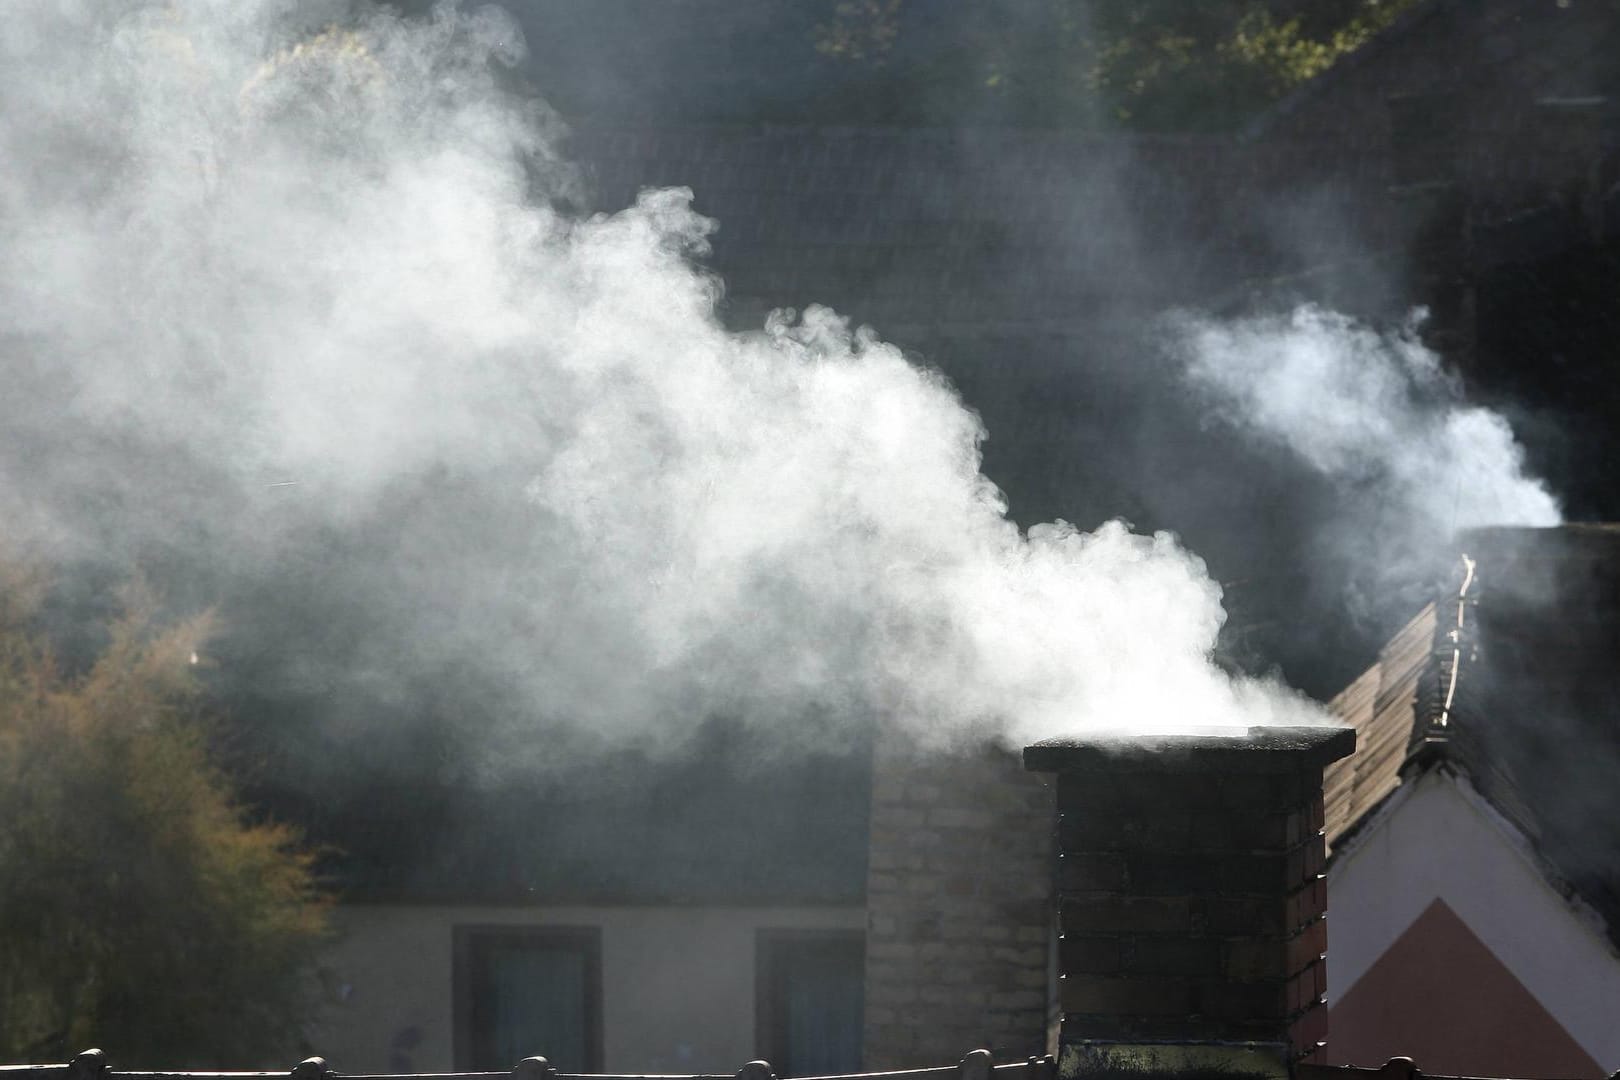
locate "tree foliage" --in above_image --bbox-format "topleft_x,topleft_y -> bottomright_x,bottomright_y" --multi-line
0,566 -> 329,1067
1083,0 -> 1420,129
812,0 -> 1422,130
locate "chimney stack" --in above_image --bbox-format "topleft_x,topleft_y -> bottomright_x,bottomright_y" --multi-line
1024,727 -> 1355,1080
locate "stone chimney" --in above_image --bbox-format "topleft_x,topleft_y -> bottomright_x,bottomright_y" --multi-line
863,735 -> 1054,1068
1024,727 -> 1355,1080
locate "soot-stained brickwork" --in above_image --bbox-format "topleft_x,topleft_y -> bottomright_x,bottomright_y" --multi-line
1025,729 -> 1356,1078
863,735 -> 1057,1068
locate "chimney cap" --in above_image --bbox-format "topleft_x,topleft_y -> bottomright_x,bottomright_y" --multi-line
1023,725 -> 1354,775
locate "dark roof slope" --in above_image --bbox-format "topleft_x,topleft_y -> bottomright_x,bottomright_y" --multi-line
1254,0 -> 1620,149
1325,525 -> 1620,951
1253,0 -> 1620,260
302,720 -> 874,906
563,125 -> 1397,333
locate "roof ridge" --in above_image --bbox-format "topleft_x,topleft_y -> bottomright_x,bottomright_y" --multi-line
1402,552 -> 1477,773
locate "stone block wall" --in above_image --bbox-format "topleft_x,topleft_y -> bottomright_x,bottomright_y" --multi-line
862,736 -> 1056,1068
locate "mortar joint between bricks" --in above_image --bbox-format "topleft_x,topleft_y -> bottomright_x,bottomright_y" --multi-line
1284,912 -> 1326,938
1284,875 -> 1327,901
1282,999 -> 1329,1025
1255,831 -> 1325,857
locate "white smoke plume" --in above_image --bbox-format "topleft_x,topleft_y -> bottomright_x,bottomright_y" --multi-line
1176,307 -> 1561,535
0,0 -> 1323,757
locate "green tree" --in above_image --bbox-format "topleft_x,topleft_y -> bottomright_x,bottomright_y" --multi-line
0,566 -> 329,1067
812,0 -> 1421,130
1082,0 -> 1420,129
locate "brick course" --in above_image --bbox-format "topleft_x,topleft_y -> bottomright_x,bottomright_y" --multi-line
1025,729 -> 1354,1071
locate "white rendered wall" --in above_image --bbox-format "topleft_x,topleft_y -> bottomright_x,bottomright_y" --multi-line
313,903 -> 866,1075
1327,770 -> 1620,1070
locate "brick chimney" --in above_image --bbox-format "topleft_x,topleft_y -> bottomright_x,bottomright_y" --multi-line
1024,726 -> 1355,1080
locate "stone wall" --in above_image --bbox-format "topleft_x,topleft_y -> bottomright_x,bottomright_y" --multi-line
862,736 -> 1056,1068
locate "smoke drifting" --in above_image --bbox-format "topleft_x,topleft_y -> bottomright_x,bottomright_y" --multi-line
1176,307 -> 1561,536
0,0 -> 1324,760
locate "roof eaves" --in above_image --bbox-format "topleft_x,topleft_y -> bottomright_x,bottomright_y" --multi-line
1444,765 -> 1620,960
1326,702 -> 1458,867
331,882 -> 869,907
1332,762 -> 1620,958
1324,766 -> 1422,871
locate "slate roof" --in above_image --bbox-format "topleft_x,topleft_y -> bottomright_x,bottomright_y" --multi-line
1324,525 -> 1620,952
300,721 -> 874,906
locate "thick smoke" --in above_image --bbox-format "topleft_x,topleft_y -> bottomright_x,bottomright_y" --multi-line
0,1 -> 1324,754
1176,307 -> 1560,534
1167,307 -> 1560,645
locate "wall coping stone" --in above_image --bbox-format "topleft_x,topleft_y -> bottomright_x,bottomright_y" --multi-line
1023,727 -> 1356,775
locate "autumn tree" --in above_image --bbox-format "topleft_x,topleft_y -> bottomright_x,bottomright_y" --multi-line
0,566 -> 329,1067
